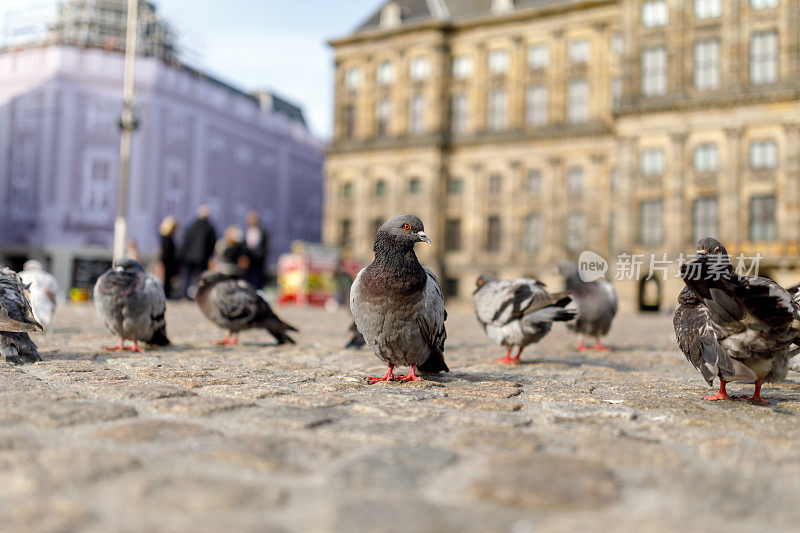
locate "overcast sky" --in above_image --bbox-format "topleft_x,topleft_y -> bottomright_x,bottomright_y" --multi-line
0,0 -> 381,139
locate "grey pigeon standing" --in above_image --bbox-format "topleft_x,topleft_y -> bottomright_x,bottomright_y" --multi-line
473,274 -> 576,364
555,261 -> 618,351
350,214 -> 448,383
0,267 -> 43,364
195,271 -> 297,345
676,237 -> 800,404
93,259 -> 170,352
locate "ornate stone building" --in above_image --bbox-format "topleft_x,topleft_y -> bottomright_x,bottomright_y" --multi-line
325,0 -> 800,310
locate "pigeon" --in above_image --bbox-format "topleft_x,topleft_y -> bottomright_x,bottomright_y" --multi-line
18,260 -> 58,332
555,261 -> 618,351
676,237 -> 800,403
345,320 -> 365,349
473,274 -> 576,364
350,214 -> 448,383
0,267 -> 43,364
195,271 -> 297,345
93,258 -> 170,352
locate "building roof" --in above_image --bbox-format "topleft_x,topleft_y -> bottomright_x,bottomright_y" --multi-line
252,90 -> 307,127
355,0 -> 575,33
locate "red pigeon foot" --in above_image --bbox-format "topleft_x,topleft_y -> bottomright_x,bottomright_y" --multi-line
367,365 -> 395,384
704,379 -> 730,401
396,364 -> 420,383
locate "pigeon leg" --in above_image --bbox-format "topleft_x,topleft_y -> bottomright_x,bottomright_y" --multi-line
592,338 -> 611,352
105,340 -> 124,351
577,336 -> 590,352
704,378 -> 731,401
231,334 -> 238,345
367,364 -> 395,384
497,347 -> 515,364
215,334 -> 233,345
737,378 -> 769,405
124,341 -> 145,353
510,346 -> 524,363
396,364 -> 420,383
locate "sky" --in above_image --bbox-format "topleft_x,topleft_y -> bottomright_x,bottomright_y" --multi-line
0,0 -> 382,139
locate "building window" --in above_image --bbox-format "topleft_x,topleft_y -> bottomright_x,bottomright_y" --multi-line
344,104 -> 356,139
409,95 -> 425,134
374,179 -> 386,197
566,166 -> 584,194
523,214 -> 543,254
695,0 -> 720,18
488,174 -> 502,194
451,94 -> 468,134
642,0 -> 669,27
525,169 -> 542,193
611,33 -> 623,56
452,55 -> 472,79
694,39 -> 720,90
750,31 -> 778,85
488,89 -> 508,131
639,200 -> 664,246
488,49 -> 510,75
445,218 -> 462,251
409,177 -> 421,194
342,182 -> 353,198
749,139 -> 778,169
409,56 -> 430,81
749,195 -> 776,241
640,148 -> 665,177
376,61 -> 394,85
693,143 -> 719,172
692,196 -> 718,243
486,216 -> 501,252
567,79 -> 589,124
526,84 -> 548,126
565,212 -> 586,253
568,39 -> 591,64
642,46 -> 667,96
344,67 -> 361,89
443,277 -> 459,298
751,0 -> 778,8
448,177 -> 464,194
611,76 -> 623,108
339,219 -> 351,245
528,44 -> 549,69
376,98 -> 391,135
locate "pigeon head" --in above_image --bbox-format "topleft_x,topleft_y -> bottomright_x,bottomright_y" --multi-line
554,261 -> 580,282
374,215 -> 430,254
474,273 -> 498,294
197,271 -> 229,289
113,258 -> 145,274
695,237 -> 727,257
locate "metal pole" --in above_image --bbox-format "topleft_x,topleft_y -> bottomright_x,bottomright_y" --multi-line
113,0 -> 139,261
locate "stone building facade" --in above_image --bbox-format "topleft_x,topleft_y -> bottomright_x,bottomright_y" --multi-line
325,0 -> 799,309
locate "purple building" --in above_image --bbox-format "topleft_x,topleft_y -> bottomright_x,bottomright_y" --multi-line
0,44 -> 324,293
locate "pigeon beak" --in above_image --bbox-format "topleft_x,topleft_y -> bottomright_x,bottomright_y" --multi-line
695,250 -> 707,256
416,231 -> 431,245
115,266 -> 124,273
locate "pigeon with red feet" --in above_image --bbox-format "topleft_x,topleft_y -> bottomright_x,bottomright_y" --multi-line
473,274 -> 575,364
0,267 -> 43,364
350,215 -> 448,384
677,237 -> 800,404
196,272 -> 296,346
555,261 -> 618,351
93,259 -> 170,353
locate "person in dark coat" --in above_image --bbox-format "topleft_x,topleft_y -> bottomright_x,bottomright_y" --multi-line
244,211 -> 269,289
179,205 -> 217,298
213,225 -> 250,278
157,216 -> 179,299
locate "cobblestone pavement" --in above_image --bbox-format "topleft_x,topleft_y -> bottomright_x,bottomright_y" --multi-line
2,301 -> 800,532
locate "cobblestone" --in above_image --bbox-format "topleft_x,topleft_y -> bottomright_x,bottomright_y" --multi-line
0,301 -> 799,531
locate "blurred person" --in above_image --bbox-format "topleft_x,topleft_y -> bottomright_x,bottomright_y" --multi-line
157,216 -> 180,299
125,238 -> 140,261
244,211 -> 269,289
18,260 -> 58,332
179,205 -> 217,298
213,225 -> 250,278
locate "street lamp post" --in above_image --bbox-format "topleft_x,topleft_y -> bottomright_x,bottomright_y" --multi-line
113,0 -> 140,261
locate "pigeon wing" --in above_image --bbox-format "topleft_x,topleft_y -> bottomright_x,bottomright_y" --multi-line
417,267 -> 448,373
673,298 -> 736,385
0,269 -> 42,333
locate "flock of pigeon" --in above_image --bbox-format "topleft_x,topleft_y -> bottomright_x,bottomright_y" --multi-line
0,215 -> 798,405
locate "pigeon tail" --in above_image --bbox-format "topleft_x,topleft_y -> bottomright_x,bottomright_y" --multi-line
1,333 -> 41,364
145,326 -> 170,346
265,320 -> 296,345
345,330 -> 366,349
418,350 -> 449,373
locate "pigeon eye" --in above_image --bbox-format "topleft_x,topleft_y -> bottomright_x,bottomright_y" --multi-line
714,247 -> 720,253
402,224 -> 410,230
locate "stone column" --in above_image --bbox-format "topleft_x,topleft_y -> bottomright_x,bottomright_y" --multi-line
667,132 -> 687,252
473,43 -> 488,133
509,37 -> 525,131
546,156 -> 564,263
615,136 -> 637,252
589,153 -> 608,256
550,29 -> 565,124
508,160 -> 522,264
780,123 -> 800,242
469,163 -> 483,263
722,127 -> 743,245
